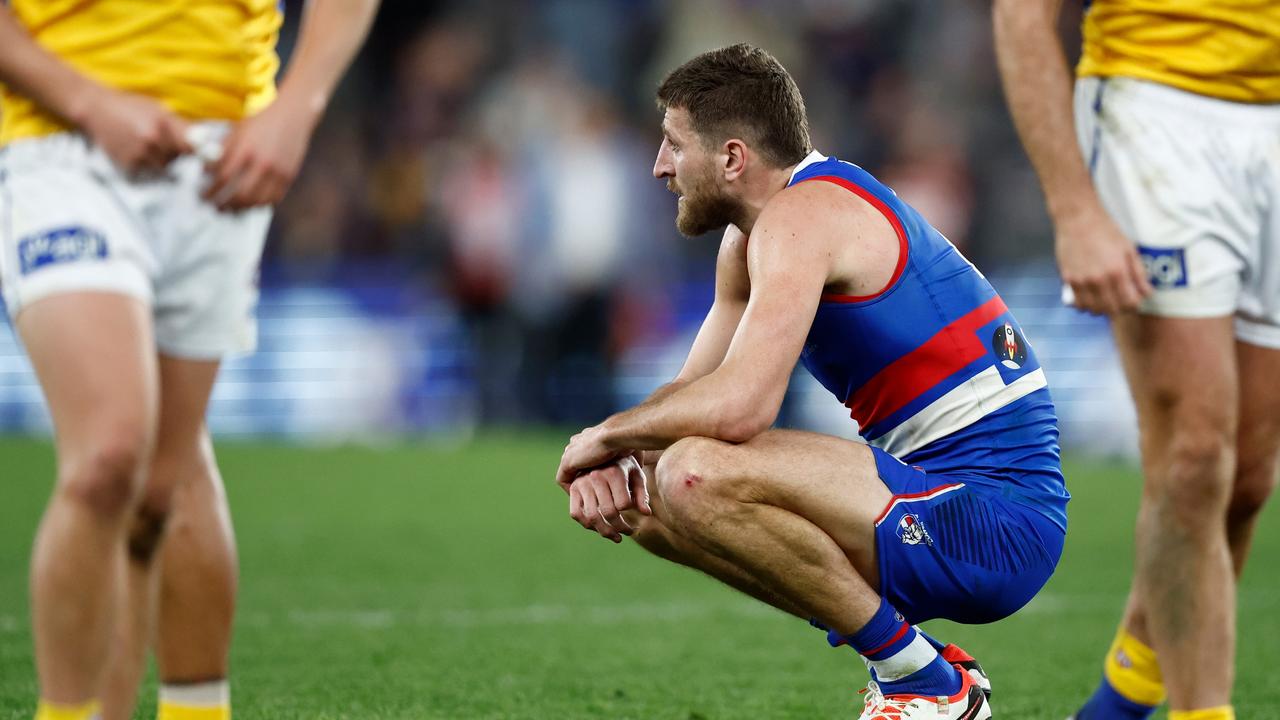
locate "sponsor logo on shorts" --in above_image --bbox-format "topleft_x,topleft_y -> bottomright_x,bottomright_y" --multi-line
990,321 -> 1027,370
18,226 -> 108,275
896,512 -> 933,546
1137,246 -> 1188,289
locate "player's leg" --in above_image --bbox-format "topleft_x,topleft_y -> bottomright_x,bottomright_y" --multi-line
627,459 -> 995,700
1224,340 -> 1280,576
652,431 -> 888,631
153,358 -> 236,719
1112,315 -> 1238,714
641,430 -> 987,709
20,293 -> 159,718
98,538 -> 160,720
1078,334 -> 1269,720
97,356 -> 230,720
625,463 -> 807,618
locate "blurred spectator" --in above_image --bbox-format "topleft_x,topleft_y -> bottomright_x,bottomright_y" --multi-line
261,0 -> 1060,424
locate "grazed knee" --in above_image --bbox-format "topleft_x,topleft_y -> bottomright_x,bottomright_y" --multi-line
655,437 -> 737,502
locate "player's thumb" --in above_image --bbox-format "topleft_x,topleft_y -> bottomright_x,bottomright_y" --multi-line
630,467 -> 653,516
163,115 -> 195,156
1128,248 -> 1154,297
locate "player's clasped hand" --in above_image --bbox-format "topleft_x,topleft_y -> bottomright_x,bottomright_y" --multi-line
555,425 -> 625,493
81,87 -> 193,174
203,94 -> 313,212
565,455 -> 652,544
1056,206 -> 1153,315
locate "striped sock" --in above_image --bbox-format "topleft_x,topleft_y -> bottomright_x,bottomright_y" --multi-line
34,700 -> 100,720
157,680 -> 229,720
1076,627 -> 1164,719
916,627 -> 948,652
839,598 -> 960,697
1169,709 -> 1234,720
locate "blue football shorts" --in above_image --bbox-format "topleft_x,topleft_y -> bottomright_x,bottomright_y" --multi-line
869,446 -> 1065,625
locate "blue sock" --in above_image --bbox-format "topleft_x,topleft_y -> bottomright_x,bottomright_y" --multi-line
875,654 -> 963,697
1076,676 -> 1159,720
834,599 -> 961,698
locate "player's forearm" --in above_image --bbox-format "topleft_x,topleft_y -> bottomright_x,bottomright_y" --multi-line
273,0 -> 380,128
600,372 -> 777,452
0,7 -> 106,129
993,0 -> 1099,222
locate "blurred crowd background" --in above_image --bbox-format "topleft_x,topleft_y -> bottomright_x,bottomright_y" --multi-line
0,0 -> 1136,454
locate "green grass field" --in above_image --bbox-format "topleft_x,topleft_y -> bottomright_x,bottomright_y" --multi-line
1,435 -> 1278,719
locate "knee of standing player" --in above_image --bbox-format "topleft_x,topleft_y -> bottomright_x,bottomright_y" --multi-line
654,436 -> 738,515
1229,453 -> 1280,526
58,426 -> 153,520
126,499 -> 171,563
1156,431 -> 1237,523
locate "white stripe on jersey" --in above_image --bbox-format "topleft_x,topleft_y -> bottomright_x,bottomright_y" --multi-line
872,367 -> 1048,458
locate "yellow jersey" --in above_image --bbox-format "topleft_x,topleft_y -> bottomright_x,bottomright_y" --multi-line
1,0 -> 283,144
1078,0 -> 1280,103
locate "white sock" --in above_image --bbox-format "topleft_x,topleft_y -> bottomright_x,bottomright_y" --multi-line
868,633 -> 938,682
159,680 -> 229,708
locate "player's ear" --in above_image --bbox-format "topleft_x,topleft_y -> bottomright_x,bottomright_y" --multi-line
722,138 -> 747,182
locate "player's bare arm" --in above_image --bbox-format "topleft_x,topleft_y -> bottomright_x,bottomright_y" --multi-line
628,227 -> 750,462
0,7 -> 191,171
205,0 -> 381,211
993,0 -> 1151,315
558,181 -> 898,541
565,226 -> 751,541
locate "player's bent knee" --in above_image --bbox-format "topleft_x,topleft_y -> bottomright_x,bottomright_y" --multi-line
58,432 -> 151,519
654,436 -> 735,504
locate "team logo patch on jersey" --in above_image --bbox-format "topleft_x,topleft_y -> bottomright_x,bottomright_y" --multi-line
1137,246 -> 1188,288
990,322 -> 1027,370
896,512 -> 933,546
18,226 -> 108,275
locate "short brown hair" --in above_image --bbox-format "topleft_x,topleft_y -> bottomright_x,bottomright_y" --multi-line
657,43 -> 811,168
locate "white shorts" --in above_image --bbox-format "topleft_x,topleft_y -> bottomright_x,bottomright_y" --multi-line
0,125 -> 271,358
1074,75 -> 1280,349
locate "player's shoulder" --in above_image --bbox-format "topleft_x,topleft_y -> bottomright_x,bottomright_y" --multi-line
754,175 -> 892,252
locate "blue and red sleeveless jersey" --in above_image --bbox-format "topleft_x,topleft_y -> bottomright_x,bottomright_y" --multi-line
789,152 -> 1068,526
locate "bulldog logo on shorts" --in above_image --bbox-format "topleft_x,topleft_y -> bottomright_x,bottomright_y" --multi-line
897,512 -> 933,547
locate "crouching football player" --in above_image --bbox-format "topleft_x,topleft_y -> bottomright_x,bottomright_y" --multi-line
557,44 -> 1068,720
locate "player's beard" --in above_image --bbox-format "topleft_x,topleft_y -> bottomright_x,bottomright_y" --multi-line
672,172 -> 741,238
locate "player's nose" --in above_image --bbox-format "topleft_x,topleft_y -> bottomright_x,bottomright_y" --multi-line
653,146 -> 673,179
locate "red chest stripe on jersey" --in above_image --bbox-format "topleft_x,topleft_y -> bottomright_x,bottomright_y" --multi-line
846,295 -> 1008,429
796,175 -> 909,303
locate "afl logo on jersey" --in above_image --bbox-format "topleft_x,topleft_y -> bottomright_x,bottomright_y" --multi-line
991,322 -> 1027,370
897,513 -> 933,546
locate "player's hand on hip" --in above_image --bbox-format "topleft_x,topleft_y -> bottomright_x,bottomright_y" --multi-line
1056,205 -> 1153,315
81,88 -> 193,174
203,95 -> 313,212
567,458 -> 651,543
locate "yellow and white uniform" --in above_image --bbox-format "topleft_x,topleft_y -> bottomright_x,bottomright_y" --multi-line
0,0 -> 283,356
1072,0 -> 1280,348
